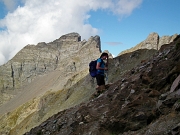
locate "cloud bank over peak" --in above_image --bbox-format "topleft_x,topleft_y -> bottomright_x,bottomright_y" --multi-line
0,0 -> 142,65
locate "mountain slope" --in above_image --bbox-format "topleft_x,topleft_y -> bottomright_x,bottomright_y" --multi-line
0,33 -> 102,135
24,36 -> 180,135
0,32 -> 179,135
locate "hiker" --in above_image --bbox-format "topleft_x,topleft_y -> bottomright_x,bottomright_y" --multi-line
96,52 -> 108,91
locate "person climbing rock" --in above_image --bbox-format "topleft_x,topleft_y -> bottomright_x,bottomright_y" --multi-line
95,52 -> 109,92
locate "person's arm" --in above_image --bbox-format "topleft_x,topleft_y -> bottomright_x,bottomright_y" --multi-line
96,61 -> 108,70
96,62 -> 101,70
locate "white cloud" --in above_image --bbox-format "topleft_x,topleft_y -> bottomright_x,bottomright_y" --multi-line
0,0 -> 142,65
0,52 -> 5,64
111,0 -> 142,16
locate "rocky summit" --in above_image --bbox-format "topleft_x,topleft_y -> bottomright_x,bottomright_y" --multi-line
0,32 -> 180,135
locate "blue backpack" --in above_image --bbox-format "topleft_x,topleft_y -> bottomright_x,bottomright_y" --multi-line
89,59 -> 102,77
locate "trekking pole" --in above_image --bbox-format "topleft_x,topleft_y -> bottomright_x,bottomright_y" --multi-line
105,70 -> 108,81
106,55 -> 109,82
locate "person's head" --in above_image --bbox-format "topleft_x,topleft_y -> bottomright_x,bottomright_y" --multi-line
100,52 -> 108,60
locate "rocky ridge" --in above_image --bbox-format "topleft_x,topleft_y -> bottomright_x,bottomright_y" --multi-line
119,32 -> 178,55
0,33 -> 102,135
0,33 -> 101,105
0,32 -> 179,135
25,35 -> 180,135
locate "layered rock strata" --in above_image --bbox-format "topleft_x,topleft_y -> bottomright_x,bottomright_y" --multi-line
0,32 -> 103,135
0,33 -> 101,105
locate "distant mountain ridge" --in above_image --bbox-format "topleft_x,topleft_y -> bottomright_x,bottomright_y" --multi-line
0,32 -> 103,135
119,32 -> 178,55
0,33 -> 101,105
0,32 -> 179,135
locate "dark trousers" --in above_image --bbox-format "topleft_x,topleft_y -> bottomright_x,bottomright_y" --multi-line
96,74 -> 105,86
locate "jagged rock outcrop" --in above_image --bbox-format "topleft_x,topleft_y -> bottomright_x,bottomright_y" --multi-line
24,35 -> 180,135
0,32 -> 101,105
0,33 -> 103,135
119,32 -> 178,55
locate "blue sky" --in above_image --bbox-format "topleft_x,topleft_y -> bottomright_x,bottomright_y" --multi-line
0,0 -> 179,65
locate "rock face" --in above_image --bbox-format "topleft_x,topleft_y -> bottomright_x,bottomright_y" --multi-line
0,33 -> 102,135
0,32 -> 179,135
119,32 -> 178,55
24,35 -> 180,135
0,32 -> 101,105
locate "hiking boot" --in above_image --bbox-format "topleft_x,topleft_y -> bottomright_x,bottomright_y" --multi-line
96,85 -> 105,90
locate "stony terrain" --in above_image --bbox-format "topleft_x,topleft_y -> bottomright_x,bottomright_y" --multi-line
24,35 -> 180,135
0,32 -> 179,135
